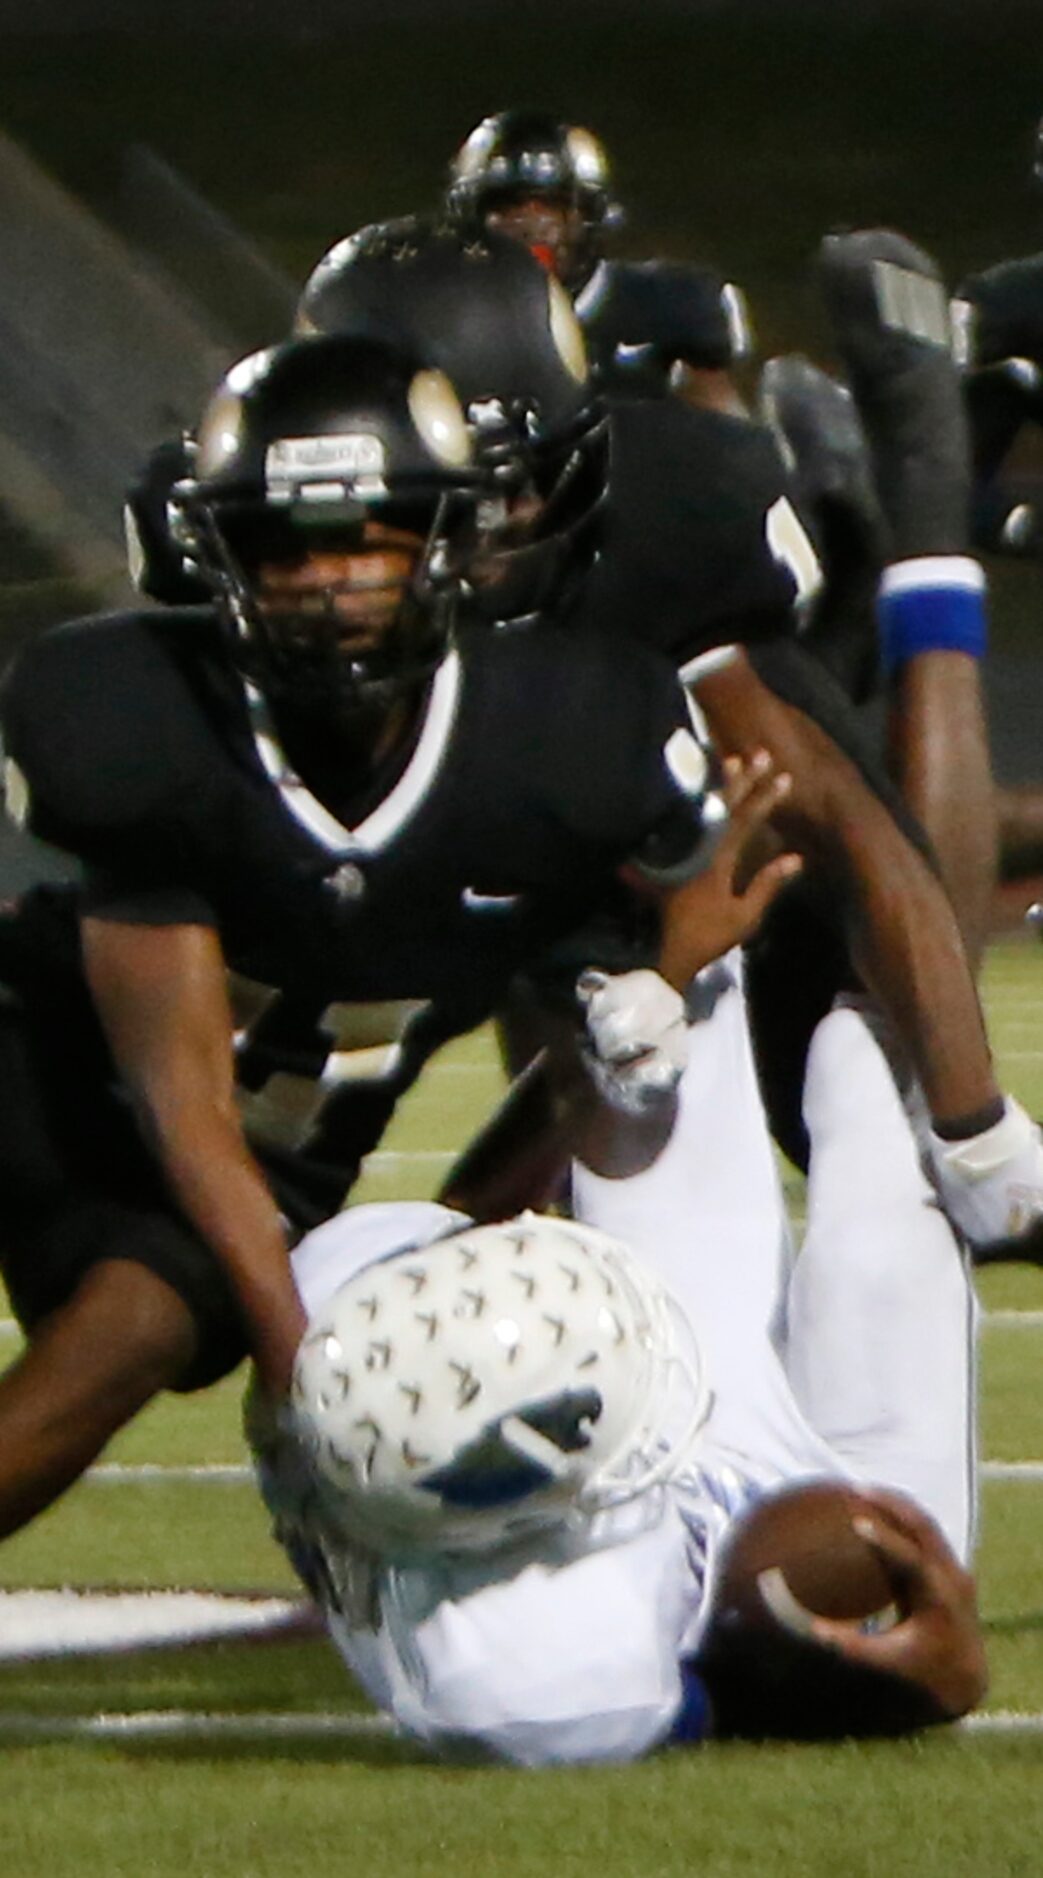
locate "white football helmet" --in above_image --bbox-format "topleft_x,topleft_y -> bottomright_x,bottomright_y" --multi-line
290,1212 -> 711,1561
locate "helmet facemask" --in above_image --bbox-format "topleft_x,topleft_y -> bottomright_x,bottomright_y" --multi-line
446,113 -> 624,296
479,186 -> 598,294
170,339 -> 488,728
458,310 -> 610,622
176,484 -> 473,727
466,425 -> 609,623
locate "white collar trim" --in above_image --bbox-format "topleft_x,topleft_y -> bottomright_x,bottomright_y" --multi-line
244,649 -> 462,855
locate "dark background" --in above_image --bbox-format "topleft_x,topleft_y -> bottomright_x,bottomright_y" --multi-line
1,2 -> 1040,351
0,0 -> 1038,792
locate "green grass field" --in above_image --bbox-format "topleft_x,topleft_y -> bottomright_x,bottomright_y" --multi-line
1,934 -> 1041,1878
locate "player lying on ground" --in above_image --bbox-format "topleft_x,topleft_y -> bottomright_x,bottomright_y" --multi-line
249,982 -> 986,1761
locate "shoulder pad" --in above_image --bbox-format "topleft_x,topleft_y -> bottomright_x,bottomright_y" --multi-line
956,252 -> 1043,368
592,260 -> 751,367
0,611 -> 218,854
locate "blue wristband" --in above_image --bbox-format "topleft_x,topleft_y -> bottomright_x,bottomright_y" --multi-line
876,557 -> 988,674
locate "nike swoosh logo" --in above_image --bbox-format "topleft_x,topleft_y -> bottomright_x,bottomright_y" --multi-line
461,887 -> 523,912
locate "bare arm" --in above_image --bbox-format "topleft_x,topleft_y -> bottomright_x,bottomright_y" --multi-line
886,651 -> 997,971
441,754 -> 802,1211
80,917 -> 306,1395
691,649 -> 999,1128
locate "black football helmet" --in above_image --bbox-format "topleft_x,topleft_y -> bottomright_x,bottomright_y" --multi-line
170,332 -> 490,718
297,222 -> 608,620
445,111 -> 623,292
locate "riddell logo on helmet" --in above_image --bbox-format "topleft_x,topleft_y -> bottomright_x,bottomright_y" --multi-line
265,434 -> 387,485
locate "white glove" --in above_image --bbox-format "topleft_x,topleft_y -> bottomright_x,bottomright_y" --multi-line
576,968 -> 689,1115
928,1097 -> 1043,1246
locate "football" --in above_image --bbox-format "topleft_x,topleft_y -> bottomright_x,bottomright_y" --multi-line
715,1480 -> 900,1636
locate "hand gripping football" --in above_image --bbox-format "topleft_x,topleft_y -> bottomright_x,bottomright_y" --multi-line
715,1480 -> 899,1636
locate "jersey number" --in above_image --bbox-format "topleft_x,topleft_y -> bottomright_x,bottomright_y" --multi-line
765,495 -> 823,616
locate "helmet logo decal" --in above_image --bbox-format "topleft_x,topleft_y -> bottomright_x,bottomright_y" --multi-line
2,756 -> 30,831
265,433 -> 387,497
564,126 -> 609,185
407,369 -> 473,468
195,388 -> 245,478
453,115 -> 499,181
420,1388 -> 604,1509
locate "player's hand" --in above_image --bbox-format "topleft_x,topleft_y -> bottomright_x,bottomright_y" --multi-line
808,1486 -> 988,1721
654,749 -> 804,989
928,1096 -> 1043,1248
581,753 -> 801,1114
576,966 -> 689,1114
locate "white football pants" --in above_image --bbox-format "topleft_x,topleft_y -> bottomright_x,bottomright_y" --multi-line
571,951 -> 977,1563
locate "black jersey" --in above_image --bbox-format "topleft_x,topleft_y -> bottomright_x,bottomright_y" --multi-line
0,606 -> 708,1219
953,254 -> 1043,549
956,252 -> 1043,375
588,398 -> 810,665
574,259 -> 752,400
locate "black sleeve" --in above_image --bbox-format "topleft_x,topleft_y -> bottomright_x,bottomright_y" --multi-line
961,364 -> 1043,555
79,871 -> 217,928
957,253 -> 1043,370
589,401 -> 802,663
543,629 -> 719,881
1,613 -> 225,924
633,263 -> 752,370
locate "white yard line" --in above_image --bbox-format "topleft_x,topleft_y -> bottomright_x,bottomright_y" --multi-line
48,1458 -> 1043,1484
87,1463 -> 254,1482
980,1461 -> 1043,1481
362,1149 -> 456,1164
0,1705 -> 1037,1743
960,1711 -> 1043,1734
0,1588 -> 305,1659
0,1708 -> 396,1742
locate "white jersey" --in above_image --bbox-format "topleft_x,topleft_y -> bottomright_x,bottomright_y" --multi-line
252,955 -> 975,1765
261,1199 -> 748,1764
